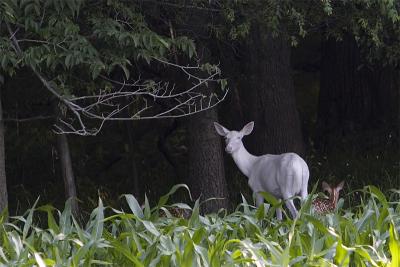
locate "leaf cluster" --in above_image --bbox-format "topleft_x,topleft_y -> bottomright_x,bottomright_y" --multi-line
0,184 -> 399,266
0,0 -> 198,91
210,0 -> 400,64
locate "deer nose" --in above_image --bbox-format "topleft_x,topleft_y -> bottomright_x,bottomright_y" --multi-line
225,145 -> 233,153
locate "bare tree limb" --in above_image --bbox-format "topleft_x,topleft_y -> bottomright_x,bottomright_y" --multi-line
6,23 -> 228,136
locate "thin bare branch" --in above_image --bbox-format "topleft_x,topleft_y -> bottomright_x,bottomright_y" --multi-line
6,23 -> 228,136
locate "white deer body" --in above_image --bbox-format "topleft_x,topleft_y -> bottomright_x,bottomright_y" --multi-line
214,121 -> 309,219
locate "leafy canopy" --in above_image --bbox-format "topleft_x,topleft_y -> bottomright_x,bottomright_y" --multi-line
216,0 -> 400,64
0,0 -> 197,78
0,0 -> 228,135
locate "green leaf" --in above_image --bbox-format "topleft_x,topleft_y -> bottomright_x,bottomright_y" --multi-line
368,185 -> 388,209
91,198 -> 104,241
240,194 -> 250,214
34,252 -> 46,267
59,198 -> 72,234
231,249 -> 241,259
259,191 -> 281,207
123,194 -> 144,218
334,239 -> 352,266
120,64 -> 130,79
23,197 -> 39,240
155,35 -> 169,48
157,184 -> 192,207
220,79 -> 227,91
255,203 -> 265,220
143,194 -> 151,219
188,199 -> 200,227
304,215 -> 329,234
141,220 -> 160,237
389,223 -> 400,267
37,205 -> 59,233
109,239 -> 144,267
192,227 -> 205,244
65,54 -> 72,68
354,247 -> 379,267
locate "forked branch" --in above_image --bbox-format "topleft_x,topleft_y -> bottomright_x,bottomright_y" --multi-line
7,24 -> 228,136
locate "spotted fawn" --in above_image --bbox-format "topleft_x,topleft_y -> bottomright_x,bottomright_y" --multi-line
313,181 -> 344,214
159,207 -> 191,219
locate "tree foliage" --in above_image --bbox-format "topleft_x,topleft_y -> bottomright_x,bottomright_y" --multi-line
0,0 -> 227,135
0,0 -> 198,76
214,0 -> 399,64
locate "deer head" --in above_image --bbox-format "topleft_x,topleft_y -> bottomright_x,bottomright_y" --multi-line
214,121 -> 254,154
321,181 -> 344,205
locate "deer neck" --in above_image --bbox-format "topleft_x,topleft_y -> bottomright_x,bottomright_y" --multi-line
231,144 -> 257,177
330,190 -> 339,205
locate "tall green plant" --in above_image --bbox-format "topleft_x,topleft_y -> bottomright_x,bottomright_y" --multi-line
0,185 -> 398,266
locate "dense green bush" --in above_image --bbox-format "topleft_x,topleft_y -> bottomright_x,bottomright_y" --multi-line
0,184 -> 399,266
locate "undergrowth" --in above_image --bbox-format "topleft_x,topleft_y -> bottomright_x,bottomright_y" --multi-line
0,184 -> 399,266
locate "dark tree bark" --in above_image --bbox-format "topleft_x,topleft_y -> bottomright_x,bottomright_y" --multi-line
239,25 -> 305,156
218,41 -> 246,131
0,85 -> 8,213
185,44 -> 230,213
171,8 -> 230,213
53,102 -> 79,218
56,133 -> 79,217
186,104 -> 230,213
317,35 -> 399,149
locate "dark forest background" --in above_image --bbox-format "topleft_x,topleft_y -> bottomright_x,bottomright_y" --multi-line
0,0 -> 399,217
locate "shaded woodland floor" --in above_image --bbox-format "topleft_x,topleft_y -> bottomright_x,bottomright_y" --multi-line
6,67 -> 399,217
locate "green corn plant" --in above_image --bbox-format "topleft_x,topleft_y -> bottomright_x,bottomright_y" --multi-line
0,185 -> 398,266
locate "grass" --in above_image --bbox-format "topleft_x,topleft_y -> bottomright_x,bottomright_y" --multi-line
0,184 -> 399,267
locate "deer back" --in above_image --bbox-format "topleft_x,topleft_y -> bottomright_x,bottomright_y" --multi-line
249,153 -> 307,199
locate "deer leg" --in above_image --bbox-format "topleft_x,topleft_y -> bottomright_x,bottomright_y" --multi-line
284,199 -> 298,219
281,174 -> 300,219
276,208 -> 283,220
255,194 -> 264,207
300,187 -> 308,202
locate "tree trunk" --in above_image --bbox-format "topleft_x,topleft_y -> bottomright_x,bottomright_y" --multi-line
184,44 -> 229,214
0,85 -> 8,213
317,35 -> 399,149
186,105 -> 230,213
240,25 -> 305,156
174,8 -> 230,214
53,102 -> 79,218
218,42 -> 246,131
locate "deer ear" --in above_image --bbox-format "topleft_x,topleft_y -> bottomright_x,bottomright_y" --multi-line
336,181 -> 345,191
214,122 -> 230,136
241,121 -> 254,135
322,181 -> 332,194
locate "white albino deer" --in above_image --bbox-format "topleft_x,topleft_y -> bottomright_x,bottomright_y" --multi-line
214,121 -> 309,219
